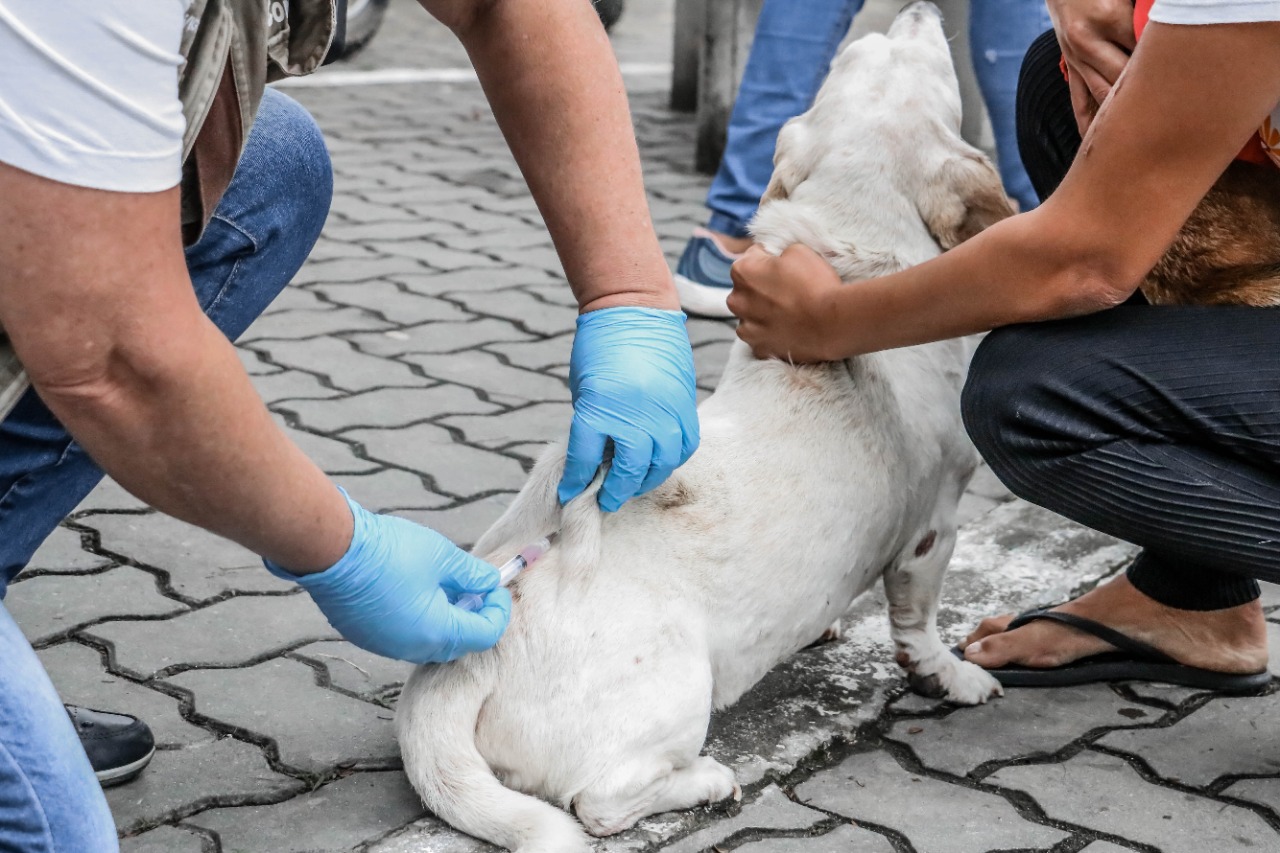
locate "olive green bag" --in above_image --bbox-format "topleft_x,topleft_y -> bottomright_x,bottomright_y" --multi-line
0,0 -> 336,422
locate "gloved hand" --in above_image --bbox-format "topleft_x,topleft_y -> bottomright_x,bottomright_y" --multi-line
265,491 -> 511,664
558,307 -> 699,512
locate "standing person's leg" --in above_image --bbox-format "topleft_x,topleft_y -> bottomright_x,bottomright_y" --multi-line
675,0 -> 862,317
968,0 -> 1053,212
0,88 -> 331,822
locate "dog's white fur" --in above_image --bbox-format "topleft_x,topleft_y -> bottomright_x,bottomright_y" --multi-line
398,6 -> 1011,850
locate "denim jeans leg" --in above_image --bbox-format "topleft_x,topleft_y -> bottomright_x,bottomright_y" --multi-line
969,0 -> 1053,211
0,89 -> 333,598
704,0 -> 863,237
0,603 -> 117,853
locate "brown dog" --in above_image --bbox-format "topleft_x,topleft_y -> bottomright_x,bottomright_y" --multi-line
1144,160 -> 1280,306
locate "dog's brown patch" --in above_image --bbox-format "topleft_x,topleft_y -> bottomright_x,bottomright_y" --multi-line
1145,161 -> 1280,307
914,530 -> 937,558
654,480 -> 695,510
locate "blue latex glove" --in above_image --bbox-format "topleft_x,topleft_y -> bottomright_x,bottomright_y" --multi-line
557,307 -> 699,512
265,492 -> 511,664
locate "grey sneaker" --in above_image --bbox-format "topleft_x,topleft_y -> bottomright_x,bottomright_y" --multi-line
674,228 -> 742,319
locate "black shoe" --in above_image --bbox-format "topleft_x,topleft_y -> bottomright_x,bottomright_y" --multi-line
66,705 -> 156,787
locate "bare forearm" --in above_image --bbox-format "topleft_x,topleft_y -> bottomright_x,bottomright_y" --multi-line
821,209 -> 1123,358
34,315 -> 351,573
440,0 -> 675,311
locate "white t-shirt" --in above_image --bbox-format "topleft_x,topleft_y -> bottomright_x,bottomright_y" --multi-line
0,0 -> 187,192
1150,0 -> 1280,25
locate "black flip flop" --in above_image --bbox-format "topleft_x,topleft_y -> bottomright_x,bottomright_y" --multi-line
955,609 -> 1273,694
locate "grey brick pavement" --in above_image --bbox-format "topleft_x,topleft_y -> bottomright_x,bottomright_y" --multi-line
9,2 -> 1280,851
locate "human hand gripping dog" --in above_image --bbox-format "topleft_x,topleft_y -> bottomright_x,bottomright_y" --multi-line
266,491 -> 511,665
558,307 -> 699,513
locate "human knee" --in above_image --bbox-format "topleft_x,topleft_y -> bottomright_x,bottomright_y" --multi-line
961,324 -> 1066,491
247,89 -> 333,246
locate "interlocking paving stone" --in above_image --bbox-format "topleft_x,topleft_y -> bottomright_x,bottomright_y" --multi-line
276,420 -> 382,474
363,239 -> 510,271
38,642 -> 214,748
346,318 -> 536,357
1121,682 -> 1208,706
72,477 -> 149,513
296,255 -> 429,284
400,267 -> 553,295
1098,692 -> 1280,786
794,749 -> 1067,853
7,567 -> 186,645
395,202 -> 520,235
268,285 -> 332,312
733,825 -> 896,853
1223,777 -> 1280,814
25,525 -> 112,573
85,593 -> 337,679
249,365 -> 344,403
237,346 -> 283,375
119,825 -> 206,853
85,512 -> 292,601
331,469 -> 452,513
313,280 -> 472,324
186,771 -> 425,853
661,785 -> 826,853
693,340 -> 734,389
364,819 -> 490,853
166,658 -> 398,775
240,306 -> 391,341
397,494 -> 517,550
106,736 -> 303,835
485,333 -> 574,371
261,337 -> 428,392
440,403 -> 571,448
965,463 -> 1012,502
277,385 -> 499,433
685,319 -> 737,348
448,288 -> 576,336
955,492 -> 1000,528
290,639 -> 412,701
346,422 -> 527,497
989,752 -> 1278,852
887,685 -> 1156,777
404,350 -> 570,404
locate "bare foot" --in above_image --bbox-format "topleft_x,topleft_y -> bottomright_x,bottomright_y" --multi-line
959,574 -> 1269,674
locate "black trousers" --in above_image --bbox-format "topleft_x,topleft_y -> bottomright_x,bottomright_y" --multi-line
961,30 -> 1278,610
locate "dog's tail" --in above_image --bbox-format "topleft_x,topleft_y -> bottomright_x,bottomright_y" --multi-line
473,442 -> 605,584
397,661 -> 589,853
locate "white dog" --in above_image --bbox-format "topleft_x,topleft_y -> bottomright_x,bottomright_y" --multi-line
398,5 -> 1012,850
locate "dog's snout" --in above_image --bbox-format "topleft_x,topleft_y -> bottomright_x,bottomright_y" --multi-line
889,1 -> 943,38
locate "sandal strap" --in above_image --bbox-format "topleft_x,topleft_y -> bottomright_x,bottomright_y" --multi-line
1006,609 -> 1178,665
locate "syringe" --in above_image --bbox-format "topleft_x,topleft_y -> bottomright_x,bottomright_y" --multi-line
455,532 -> 557,612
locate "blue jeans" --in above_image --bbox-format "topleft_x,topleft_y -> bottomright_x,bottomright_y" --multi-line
0,88 -> 332,851
705,0 -> 1052,237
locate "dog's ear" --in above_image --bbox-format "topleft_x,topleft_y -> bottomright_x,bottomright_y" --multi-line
761,117 -> 810,205
918,148 -> 1017,249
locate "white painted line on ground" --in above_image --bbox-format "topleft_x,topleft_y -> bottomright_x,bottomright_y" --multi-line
275,62 -> 673,88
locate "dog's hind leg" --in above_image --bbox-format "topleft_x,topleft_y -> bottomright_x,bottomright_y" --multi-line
574,756 -> 738,838
883,524 -> 1002,705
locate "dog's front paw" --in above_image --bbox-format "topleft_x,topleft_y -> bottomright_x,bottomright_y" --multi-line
933,657 -> 1003,705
